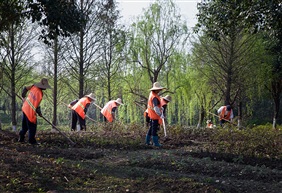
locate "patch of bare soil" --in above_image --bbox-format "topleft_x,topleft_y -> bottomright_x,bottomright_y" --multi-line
0,128 -> 281,193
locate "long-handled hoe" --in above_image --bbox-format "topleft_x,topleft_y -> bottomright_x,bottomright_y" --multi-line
40,115 -> 76,146
161,113 -> 171,142
12,91 -> 76,146
135,101 -> 171,142
207,111 -> 242,128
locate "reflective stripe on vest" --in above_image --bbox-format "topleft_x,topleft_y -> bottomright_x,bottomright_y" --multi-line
72,97 -> 91,119
26,97 -> 37,112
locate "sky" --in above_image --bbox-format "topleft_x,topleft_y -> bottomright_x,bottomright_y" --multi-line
116,0 -> 201,28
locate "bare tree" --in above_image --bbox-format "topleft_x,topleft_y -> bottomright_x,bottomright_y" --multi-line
0,20 -> 38,131
97,1 -> 126,101
61,0 -> 107,98
192,30 -> 263,127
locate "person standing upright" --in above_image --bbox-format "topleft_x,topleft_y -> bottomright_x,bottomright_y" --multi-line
19,78 -> 52,145
144,95 -> 172,131
69,93 -> 96,131
217,105 -> 234,127
101,98 -> 124,122
145,82 -> 165,147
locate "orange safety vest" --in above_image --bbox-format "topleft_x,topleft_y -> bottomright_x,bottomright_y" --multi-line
72,97 -> 91,119
220,106 -> 231,120
101,100 -> 117,122
207,123 -> 213,128
147,91 -> 162,121
158,97 -> 169,125
22,86 -> 43,123
144,97 -> 167,117
160,97 -> 168,107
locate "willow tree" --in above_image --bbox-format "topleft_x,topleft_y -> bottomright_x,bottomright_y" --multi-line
128,0 -> 189,105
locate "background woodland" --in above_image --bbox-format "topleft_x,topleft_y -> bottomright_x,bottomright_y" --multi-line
0,0 -> 281,130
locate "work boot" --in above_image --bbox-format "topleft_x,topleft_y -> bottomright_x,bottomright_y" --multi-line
145,135 -> 151,145
18,135 -> 25,143
30,141 -> 40,146
81,126 -> 86,131
152,136 -> 162,147
28,137 -> 38,145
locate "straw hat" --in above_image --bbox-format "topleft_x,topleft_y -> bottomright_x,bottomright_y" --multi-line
163,95 -> 172,102
115,98 -> 124,105
150,82 -> 165,91
206,120 -> 212,124
85,93 -> 96,101
34,78 -> 52,89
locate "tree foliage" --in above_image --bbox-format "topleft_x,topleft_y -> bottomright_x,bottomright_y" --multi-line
195,0 -> 282,128
0,0 -> 85,44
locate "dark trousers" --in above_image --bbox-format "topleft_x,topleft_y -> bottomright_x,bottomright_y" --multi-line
71,110 -> 86,131
103,115 -> 108,122
19,113 -> 37,144
147,119 -> 159,136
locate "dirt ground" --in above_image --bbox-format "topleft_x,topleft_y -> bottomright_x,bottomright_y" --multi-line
0,125 -> 281,193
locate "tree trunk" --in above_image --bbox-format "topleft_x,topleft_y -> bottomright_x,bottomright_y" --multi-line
107,75 -> 111,100
10,25 -> 17,131
238,101 -> 242,128
271,80 -> 281,129
197,105 -> 205,129
79,4 -> 84,98
79,35 -> 84,98
52,36 -> 58,129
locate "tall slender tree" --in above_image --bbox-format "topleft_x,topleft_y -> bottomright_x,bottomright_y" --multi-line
0,20 -> 38,131
62,0 -> 109,98
97,0 -> 125,101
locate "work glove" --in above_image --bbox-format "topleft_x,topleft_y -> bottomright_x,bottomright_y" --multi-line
160,114 -> 165,119
36,107 -> 43,117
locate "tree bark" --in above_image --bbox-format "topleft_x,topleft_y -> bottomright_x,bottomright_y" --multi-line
52,36 -> 58,128
271,80 -> 281,129
10,25 -> 17,131
197,105 -> 205,129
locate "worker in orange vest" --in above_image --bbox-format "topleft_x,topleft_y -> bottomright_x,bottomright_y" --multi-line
145,82 -> 166,147
217,105 -> 234,127
68,93 -> 96,131
18,78 -> 52,145
144,95 -> 172,127
206,120 -> 213,128
101,98 -> 124,122
160,95 -> 172,122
